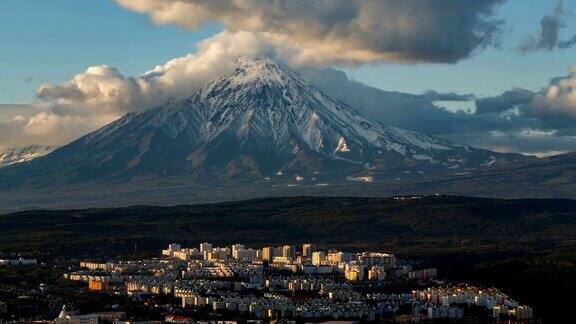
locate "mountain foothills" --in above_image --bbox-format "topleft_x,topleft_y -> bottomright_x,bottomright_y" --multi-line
0,57 -> 574,210
2,195 -> 575,255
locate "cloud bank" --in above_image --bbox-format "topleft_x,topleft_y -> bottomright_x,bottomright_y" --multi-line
115,0 -> 505,65
0,103 -> 107,151
309,66 -> 576,156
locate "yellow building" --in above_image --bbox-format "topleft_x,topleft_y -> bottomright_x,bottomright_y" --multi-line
88,278 -> 108,291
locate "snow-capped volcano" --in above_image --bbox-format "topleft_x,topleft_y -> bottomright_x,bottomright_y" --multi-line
0,57 -> 520,188
192,57 -> 455,159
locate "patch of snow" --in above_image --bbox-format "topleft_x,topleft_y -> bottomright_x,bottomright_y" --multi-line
481,156 -> 497,166
0,145 -> 58,168
346,176 -> 374,183
412,154 -> 433,161
335,136 -> 351,153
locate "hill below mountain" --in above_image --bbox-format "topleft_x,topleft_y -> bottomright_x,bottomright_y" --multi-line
1,195 -> 575,255
1,150 -> 574,212
397,151 -> 576,198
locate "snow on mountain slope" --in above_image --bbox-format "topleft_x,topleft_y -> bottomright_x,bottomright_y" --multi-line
147,57 -> 456,159
0,58 -> 522,188
0,145 -> 58,168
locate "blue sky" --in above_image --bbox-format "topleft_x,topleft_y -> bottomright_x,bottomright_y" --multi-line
0,0 -> 219,103
1,0 -> 575,104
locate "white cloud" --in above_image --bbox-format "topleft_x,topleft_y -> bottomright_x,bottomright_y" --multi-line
37,31 -> 292,113
531,66 -> 576,119
0,31 -> 290,150
0,105 -> 109,151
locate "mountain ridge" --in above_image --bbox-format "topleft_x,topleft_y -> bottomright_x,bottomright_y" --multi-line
0,57 -> 550,210
0,58 -> 521,189
0,145 -> 58,168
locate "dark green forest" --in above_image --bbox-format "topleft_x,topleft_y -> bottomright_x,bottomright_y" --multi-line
1,195 -> 576,322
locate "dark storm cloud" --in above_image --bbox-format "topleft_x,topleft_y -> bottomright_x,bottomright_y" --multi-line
422,90 -> 475,102
116,0 -> 506,65
475,89 -> 536,114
